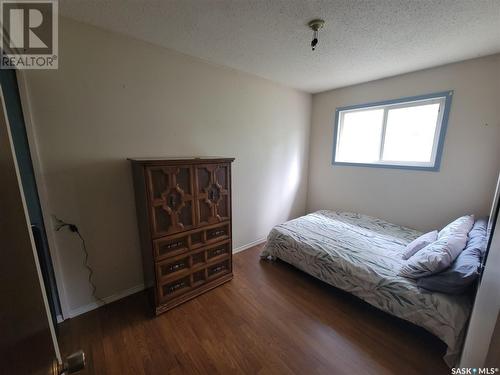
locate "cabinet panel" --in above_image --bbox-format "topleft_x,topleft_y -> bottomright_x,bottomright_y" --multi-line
147,166 -> 195,237
194,163 -> 231,226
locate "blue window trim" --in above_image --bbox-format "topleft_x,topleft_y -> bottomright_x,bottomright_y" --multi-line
332,90 -> 453,171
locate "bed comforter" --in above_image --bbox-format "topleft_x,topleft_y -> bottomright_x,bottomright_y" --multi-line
260,210 -> 472,366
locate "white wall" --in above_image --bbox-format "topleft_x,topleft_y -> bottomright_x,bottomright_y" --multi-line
24,18 -> 311,316
308,55 -> 500,232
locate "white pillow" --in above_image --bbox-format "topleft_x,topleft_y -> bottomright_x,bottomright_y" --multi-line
438,215 -> 474,239
399,231 -> 468,279
402,230 -> 438,260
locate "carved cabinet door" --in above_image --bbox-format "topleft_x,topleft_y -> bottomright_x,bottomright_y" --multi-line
146,165 -> 195,237
194,163 -> 231,226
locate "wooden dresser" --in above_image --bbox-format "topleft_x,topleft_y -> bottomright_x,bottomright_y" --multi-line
129,157 -> 234,315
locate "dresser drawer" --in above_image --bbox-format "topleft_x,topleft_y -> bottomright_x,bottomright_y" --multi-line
206,241 -> 231,261
156,255 -> 190,280
205,223 -> 230,244
154,234 -> 189,260
207,260 -> 231,279
160,276 -> 191,300
156,240 -> 231,283
153,222 -> 231,261
156,240 -> 232,302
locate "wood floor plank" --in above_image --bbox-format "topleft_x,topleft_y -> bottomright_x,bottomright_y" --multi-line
58,244 -> 449,374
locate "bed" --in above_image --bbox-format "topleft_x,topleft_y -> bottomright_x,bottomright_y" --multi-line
260,210 -> 472,366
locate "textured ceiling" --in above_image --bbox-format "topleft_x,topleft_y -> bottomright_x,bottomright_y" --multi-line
60,0 -> 500,93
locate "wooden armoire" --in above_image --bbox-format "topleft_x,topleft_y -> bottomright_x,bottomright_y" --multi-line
129,157 -> 234,315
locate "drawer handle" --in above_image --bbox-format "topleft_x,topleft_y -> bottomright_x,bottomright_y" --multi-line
168,262 -> 184,272
211,230 -> 225,236
212,265 -> 225,273
212,248 -> 225,256
168,281 -> 185,293
166,241 -> 183,249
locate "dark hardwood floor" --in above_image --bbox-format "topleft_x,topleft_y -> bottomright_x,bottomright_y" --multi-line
58,244 -> 449,374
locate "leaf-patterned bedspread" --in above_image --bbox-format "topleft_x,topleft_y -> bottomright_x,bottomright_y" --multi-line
260,210 -> 472,367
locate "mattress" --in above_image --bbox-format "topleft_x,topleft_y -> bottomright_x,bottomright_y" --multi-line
260,210 -> 472,366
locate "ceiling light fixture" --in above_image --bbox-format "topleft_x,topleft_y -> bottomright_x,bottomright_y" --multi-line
308,19 -> 325,51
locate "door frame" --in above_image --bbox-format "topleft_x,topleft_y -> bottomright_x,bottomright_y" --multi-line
15,70 -> 71,320
0,86 -> 62,368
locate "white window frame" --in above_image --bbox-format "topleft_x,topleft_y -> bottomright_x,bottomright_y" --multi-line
332,91 -> 453,171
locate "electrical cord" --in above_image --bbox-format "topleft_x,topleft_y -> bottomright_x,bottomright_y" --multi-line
54,217 -> 105,305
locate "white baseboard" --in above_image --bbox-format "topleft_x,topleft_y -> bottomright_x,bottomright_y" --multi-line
60,238 -> 266,321
64,283 -> 145,320
233,237 -> 266,254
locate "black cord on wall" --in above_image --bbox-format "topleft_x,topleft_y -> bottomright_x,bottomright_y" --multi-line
54,217 -> 105,305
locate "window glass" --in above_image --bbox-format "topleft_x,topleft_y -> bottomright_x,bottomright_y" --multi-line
333,93 -> 451,170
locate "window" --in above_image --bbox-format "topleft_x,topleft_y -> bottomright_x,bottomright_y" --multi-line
332,91 -> 453,170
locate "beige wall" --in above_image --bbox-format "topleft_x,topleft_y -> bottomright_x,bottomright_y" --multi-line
308,55 -> 500,232
24,18 -> 311,315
